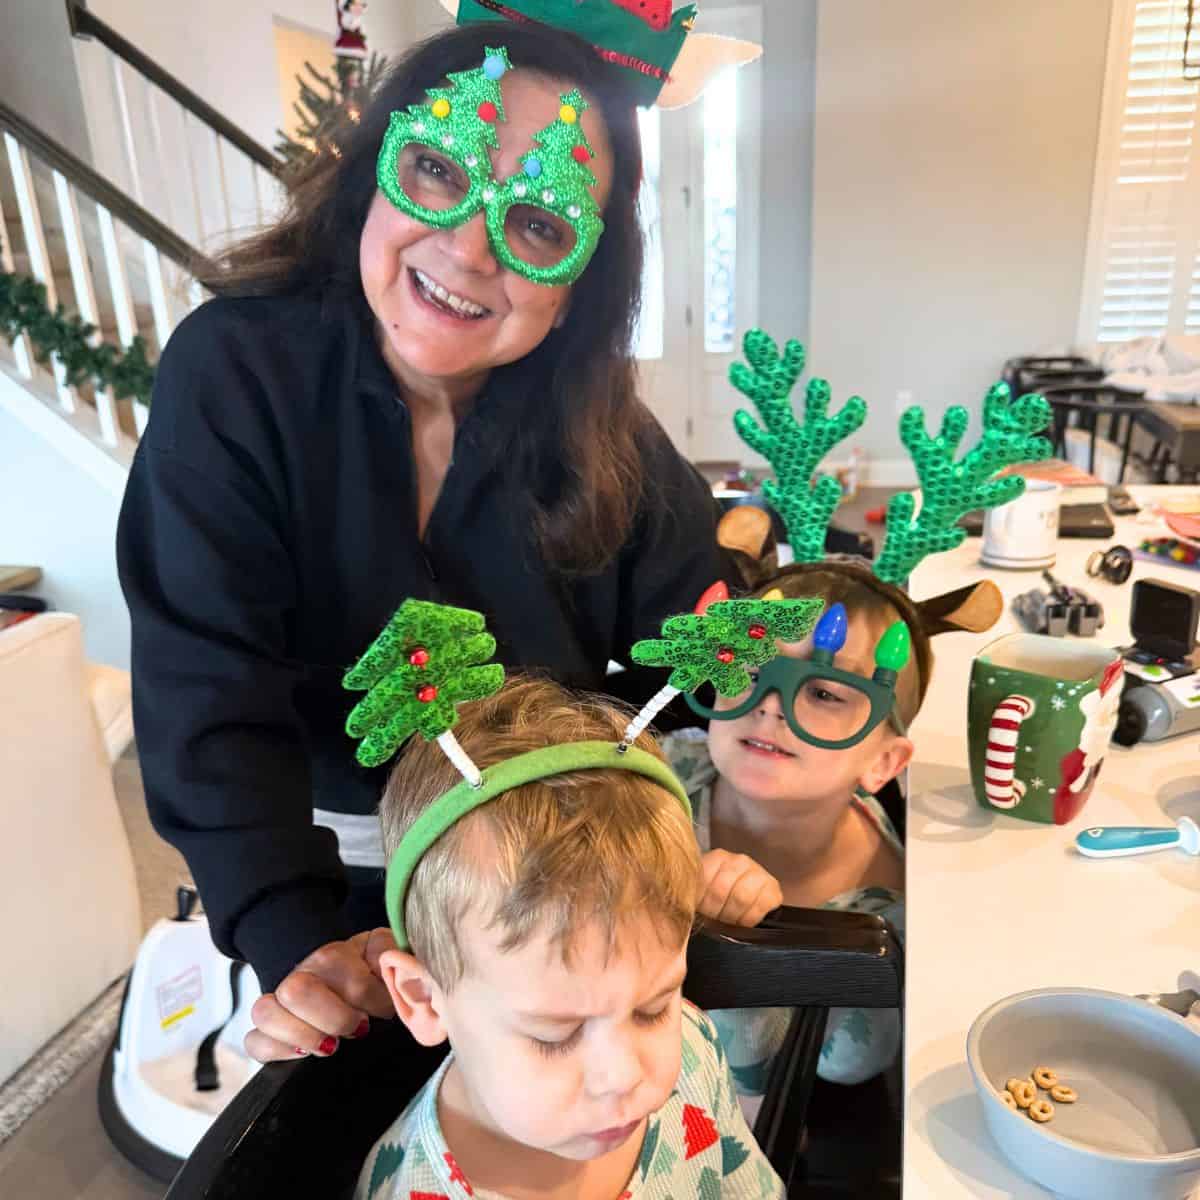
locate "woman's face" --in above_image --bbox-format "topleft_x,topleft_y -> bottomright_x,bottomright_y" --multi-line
360,70 -> 614,391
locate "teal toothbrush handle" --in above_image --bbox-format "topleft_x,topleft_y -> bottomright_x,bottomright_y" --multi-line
1075,826 -> 1180,858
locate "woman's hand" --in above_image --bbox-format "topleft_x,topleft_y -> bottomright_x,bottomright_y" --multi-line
245,927 -> 398,1063
698,849 -> 783,927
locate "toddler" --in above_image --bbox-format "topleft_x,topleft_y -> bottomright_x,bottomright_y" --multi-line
356,676 -> 784,1200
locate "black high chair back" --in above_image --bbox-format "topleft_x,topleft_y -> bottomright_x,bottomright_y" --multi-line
164,908 -> 903,1199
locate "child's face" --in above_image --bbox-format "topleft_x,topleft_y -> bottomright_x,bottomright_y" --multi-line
706,609 -> 913,812
389,911 -> 688,1161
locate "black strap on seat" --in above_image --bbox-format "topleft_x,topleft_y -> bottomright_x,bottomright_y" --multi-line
194,961 -> 246,1093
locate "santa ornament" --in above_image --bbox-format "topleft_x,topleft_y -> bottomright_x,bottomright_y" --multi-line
334,0 -> 368,60
968,638 -> 1125,825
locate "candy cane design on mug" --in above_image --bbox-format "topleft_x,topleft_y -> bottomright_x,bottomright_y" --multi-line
984,695 -> 1037,809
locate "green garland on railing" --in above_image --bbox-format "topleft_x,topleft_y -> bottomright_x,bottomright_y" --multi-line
0,266 -> 155,406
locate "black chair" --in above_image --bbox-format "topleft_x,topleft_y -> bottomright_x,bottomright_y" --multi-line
1001,356 -> 1104,401
163,909 -> 904,1200
1040,383 -> 1146,483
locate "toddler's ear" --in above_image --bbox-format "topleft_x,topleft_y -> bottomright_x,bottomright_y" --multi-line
378,949 -> 449,1047
858,733 -> 914,797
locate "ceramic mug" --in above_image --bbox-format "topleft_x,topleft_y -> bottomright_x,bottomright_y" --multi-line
968,633 -> 1125,824
981,479 -> 1062,569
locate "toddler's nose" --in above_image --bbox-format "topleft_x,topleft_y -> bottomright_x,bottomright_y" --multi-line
586,1036 -> 642,1100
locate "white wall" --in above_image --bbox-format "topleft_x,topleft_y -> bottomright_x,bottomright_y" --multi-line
810,0 -> 1112,476
0,2 -> 94,164
0,376 -> 130,670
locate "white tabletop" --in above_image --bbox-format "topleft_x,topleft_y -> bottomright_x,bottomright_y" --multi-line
902,487 -> 1200,1199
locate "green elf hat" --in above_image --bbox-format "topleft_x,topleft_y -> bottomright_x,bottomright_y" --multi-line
435,0 -> 761,109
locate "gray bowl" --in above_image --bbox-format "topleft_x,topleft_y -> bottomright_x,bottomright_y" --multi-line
966,988 -> 1200,1199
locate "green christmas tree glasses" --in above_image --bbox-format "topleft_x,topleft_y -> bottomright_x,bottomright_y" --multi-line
376,47 -> 605,287
684,603 -> 913,750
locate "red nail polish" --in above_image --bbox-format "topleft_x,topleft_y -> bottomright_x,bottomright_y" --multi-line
294,1047 -> 307,1056
354,1018 -> 370,1038
319,1035 -> 339,1056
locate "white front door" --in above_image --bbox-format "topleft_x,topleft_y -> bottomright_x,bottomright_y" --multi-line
636,4 -> 764,466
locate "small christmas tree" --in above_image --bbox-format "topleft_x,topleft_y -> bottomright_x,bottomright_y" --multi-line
385,48 -> 511,179
516,88 -> 598,202
344,599 -> 505,773
274,6 -> 391,175
623,597 -> 823,742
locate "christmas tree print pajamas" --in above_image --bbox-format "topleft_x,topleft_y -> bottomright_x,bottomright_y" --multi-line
355,1002 -> 783,1199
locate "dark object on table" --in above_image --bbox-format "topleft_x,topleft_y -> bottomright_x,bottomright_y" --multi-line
162,910 -> 904,1200
1108,485 -> 1140,515
959,502 -> 1113,539
0,593 -> 48,613
1040,383 -> 1146,484
1114,675 -> 1200,746
1087,544 -> 1134,585
1012,575 -> 1103,638
1002,355 -> 1104,401
1134,401 -> 1200,483
1130,578 -> 1200,661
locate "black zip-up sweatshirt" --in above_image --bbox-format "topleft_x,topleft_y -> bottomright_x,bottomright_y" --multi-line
117,290 -> 731,990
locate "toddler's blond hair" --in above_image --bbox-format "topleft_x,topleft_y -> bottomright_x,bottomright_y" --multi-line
381,675 -> 699,989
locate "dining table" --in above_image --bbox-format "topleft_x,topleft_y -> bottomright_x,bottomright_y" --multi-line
902,486 -> 1200,1198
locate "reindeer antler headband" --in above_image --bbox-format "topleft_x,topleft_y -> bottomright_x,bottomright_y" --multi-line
729,329 -> 1053,587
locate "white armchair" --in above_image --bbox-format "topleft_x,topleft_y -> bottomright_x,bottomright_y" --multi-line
0,614 -> 141,1084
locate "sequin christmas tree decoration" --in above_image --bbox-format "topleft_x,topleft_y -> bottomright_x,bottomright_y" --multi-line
489,87 -> 605,286
873,384 -> 1052,586
343,598 -> 505,777
729,330 -> 867,565
625,596 -> 824,743
376,47 -> 512,226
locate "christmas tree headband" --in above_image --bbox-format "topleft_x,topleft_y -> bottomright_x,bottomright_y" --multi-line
378,47 -> 604,287
729,329 -> 1053,587
345,592 -> 824,949
436,0 -> 761,109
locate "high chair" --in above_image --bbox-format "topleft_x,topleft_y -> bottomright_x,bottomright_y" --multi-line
162,907 -> 902,1199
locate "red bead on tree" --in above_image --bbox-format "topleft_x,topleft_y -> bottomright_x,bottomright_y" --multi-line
715,647 -> 736,665
478,101 -> 498,123
416,684 -> 439,703
747,624 -> 767,640
571,145 -> 591,165
408,646 -> 430,668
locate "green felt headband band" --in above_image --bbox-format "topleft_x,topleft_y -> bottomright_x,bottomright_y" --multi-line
384,740 -> 692,950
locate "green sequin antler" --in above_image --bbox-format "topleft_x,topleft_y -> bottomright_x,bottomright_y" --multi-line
873,385 -> 1053,586
344,598 -> 505,776
625,597 -> 824,743
730,329 -> 867,564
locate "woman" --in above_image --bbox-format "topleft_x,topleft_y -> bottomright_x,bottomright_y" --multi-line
117,22 -> 731,1063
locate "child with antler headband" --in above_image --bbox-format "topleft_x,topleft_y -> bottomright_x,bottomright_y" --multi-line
651,330 -> 1051,1106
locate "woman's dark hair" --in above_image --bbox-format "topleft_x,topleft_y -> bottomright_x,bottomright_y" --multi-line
199,22 -> 652,574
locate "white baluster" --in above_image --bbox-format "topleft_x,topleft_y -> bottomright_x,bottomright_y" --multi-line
4,132 -> 76,412
251,157 -> 263,227
110,56 -> 145,206
53,169 -> 121,441
214,132 -> 233,239
141,239 -> 173,352
95,204 -> 138,446
0,181 -> 33,379
143,78 -> 176,233
180,109 -> 206,249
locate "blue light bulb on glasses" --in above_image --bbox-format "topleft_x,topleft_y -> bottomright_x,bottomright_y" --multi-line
811,602 -> 848,666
